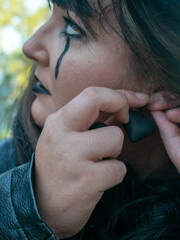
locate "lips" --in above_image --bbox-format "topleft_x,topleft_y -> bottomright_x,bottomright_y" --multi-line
32,76 -> 51,96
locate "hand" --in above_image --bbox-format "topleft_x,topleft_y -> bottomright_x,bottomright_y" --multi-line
148,92 -> 180,173
34,87 -> 149,238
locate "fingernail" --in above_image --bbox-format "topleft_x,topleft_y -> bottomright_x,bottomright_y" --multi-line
135,92 -> 149,100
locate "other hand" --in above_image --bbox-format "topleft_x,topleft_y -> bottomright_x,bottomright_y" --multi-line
148,92 -> 180,173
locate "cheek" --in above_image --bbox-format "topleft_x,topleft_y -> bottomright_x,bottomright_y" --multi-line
52,62 -> 110,109
52,44 -> 136,109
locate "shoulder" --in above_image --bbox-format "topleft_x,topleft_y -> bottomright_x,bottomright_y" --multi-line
0,138 -> 19,174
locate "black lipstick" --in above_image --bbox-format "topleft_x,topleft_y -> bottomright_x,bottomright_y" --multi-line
32,77 -> 51,96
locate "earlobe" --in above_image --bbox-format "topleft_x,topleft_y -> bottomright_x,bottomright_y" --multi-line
147,91 -> 180,111
148,92 -> 167,111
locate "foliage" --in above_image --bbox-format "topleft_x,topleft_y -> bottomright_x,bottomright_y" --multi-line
0,0 -> 49,139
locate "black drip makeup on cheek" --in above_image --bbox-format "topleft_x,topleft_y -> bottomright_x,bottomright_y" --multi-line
55,36 -> 70,80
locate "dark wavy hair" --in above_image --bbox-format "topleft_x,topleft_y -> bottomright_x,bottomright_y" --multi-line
13,0 -> 180,239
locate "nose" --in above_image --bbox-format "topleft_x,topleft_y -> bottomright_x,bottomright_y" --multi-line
22,24 -> 49,66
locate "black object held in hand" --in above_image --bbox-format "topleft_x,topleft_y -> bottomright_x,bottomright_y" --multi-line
89,122 -> 107,130
123,110 -> 157,142
89,110 -> 157,142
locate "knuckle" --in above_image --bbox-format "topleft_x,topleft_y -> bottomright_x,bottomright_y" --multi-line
43,113 -> 58,142
44,126 -> 55,143
82,87 -> 100,100
118,90 -> 129,109
121,94 -> 128,106
60,105 -> 72,118
119,89 -> 128,101
44,113 -> 54,126
44,113 -> 55,130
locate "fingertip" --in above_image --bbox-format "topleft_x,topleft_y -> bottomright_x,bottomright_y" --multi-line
119,161 -> 127,179
110,160 -> 127,184
166,108 -> 180,123
135,92 -> 149,101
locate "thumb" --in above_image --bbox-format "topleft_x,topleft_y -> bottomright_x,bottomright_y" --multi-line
151,111 -> 180,172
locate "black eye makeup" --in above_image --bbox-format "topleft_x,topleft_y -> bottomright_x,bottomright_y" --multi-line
55,36 -> 70,80
55,11 -> 87,80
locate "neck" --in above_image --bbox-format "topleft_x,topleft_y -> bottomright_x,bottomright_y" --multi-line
120,130 -> 175,180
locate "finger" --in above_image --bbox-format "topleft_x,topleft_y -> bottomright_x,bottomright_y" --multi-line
114,90 -> 149,122
100,90 -> 150,127
117,89 -> 149,107
151,111 -> 180,172
151,111 -> 179,138
104,115 -> 121,127
166,107 -> 180,123
91,160 -> 127,192
57,87 -> 149,132
79,126 -> 124,161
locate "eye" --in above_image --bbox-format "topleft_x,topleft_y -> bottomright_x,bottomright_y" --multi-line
66,23 -> 82,37
62,16 -> 86,39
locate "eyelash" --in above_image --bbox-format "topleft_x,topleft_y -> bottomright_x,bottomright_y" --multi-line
48,2 -> 86,40
61,17 -> 86,40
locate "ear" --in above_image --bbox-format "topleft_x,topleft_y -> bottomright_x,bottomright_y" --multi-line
147,91 -> 180,111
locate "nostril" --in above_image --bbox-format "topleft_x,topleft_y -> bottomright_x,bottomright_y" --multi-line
34,50 -> 49,66
22,39 -> 49,66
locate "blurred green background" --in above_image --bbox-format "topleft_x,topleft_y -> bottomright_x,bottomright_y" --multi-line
0,0 -> 49,139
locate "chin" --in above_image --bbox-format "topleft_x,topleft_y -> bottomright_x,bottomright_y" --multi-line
31,96 -> 56,128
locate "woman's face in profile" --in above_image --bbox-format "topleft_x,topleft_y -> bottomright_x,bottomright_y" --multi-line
23,3 -> 147,128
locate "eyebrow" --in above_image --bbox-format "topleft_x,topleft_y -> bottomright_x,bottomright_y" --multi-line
48,0 -> 98,38
48,0 -> 69,9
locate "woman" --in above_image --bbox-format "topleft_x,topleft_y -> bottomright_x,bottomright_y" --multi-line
0,0 -> 180,239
